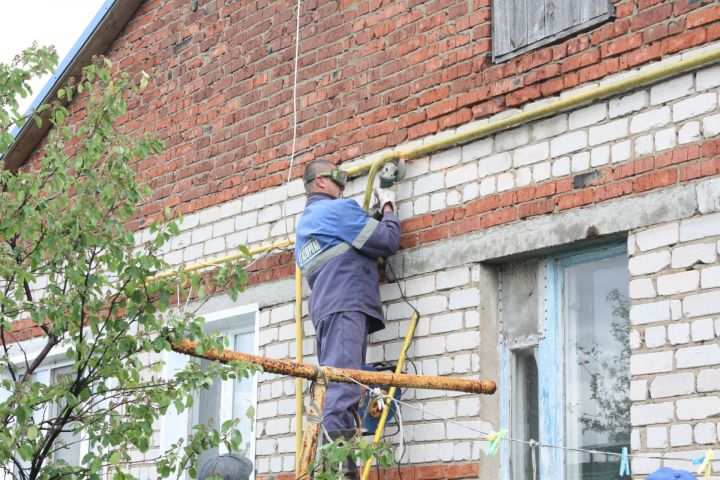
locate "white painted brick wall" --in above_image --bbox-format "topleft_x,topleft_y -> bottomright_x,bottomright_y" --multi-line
497,172 -> 514,191
414,172 -> 445,195
413,422 -> 445,441
430,149 -> 460,171
404,276 -> 435,297
631,379 -> 648,401
436,267 -> 470,290
531,115 -> 567,140
683,291 -> 720,318
635,134 -> 654,155
589,118 -> 628,146
480,177 -> 497,197
496,126 -> 529,152
694,422 -> 717,444
446,331 -> 479,351
631,402 -> 674,426
675,344 -> 720,368
676,396 -> 720,421
414,196 -> 429,215
569,104 -> 607,129
679,212 -> 720,241
448,288 -> 480,310
630,300 -> 671,325
669,424 -> 693,446
690,318 -> 715,341
514,142 -> 549,167
611,140 -> 631,163
635,224 -> 678,252
478,153 -> 511,177
551,156 -> 571,176
630,351 -> 673,375
646,426 -> 668,449
629,251 -> 671,275
550,131 -> 588,157
668,323 -> 691,345
629,278 -> 656,299
590,145 -> 610,167
644,325 -> 666,348
446,164 -> 477,187
609,91 -> 648,118
697,369 -> 720,392
673,92 -> 717,122
696,65 -> 720,90
429,312 -> 463,334
630,107 -> 671,134
571,152 -> 590,172
650,74 -> 693,105
678,121 -> 701,144
649,372 -> 694,398
417,295 -> 448,315
656,270 -> 699,295
703,113 -> 720,138
671,242 -> 716,268
655,127 -> 676,151
461,138 -> 492,163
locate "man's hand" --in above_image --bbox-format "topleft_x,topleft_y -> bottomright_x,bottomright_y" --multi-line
374,187 -> 396,213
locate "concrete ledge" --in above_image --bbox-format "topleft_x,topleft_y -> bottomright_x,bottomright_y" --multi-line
394,182 -> 699,278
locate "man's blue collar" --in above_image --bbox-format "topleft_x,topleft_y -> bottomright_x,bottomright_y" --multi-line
306,192 -> 338,204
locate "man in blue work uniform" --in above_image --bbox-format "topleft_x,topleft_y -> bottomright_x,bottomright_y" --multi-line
295,159 -> 400,477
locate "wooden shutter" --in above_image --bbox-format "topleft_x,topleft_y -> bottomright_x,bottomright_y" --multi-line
492,0 -> 614,62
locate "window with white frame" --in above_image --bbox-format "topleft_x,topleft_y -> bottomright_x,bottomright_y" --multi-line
163,304 -> 259,476
3,360 -> 89,479
499,244 -> 630,480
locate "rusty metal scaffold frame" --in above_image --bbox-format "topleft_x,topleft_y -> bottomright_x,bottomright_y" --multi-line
172,339 -> 496,479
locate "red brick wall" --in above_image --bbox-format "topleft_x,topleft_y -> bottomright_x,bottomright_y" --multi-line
88,0 -> 719,227
258,461 -> 481,480
400,140 -> 720,249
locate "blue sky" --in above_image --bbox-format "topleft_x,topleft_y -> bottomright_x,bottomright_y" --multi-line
1,1 -> 106,113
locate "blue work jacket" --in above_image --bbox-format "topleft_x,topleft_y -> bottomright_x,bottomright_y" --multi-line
295,193 -> 401,333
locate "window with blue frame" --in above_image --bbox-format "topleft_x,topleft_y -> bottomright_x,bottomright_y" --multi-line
499,244 -> 630,480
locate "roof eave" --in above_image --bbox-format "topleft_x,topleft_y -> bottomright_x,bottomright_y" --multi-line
2,0 -> 143,171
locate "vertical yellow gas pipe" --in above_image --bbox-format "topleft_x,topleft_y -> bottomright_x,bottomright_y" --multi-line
295,264 -> 303,471
360,311 -> 419,480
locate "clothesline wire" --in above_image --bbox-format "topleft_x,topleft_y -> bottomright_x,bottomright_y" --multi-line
328,368 -> 719,465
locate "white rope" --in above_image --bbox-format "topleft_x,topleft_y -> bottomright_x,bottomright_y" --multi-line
279,0 -> 303,243
328,368 -> 719,465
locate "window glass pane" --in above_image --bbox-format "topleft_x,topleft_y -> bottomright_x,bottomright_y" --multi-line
511,348 -> 539,480
563,254 -> 629,479
196,358 -> 222,470
501,260 -> 541,340
233,331 -> 255,455
52,366 -> 82,466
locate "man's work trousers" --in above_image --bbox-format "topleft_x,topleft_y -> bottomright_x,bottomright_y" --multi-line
314,311 -> 369,432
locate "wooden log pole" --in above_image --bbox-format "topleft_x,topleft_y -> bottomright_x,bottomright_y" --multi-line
172,339 -> 496,395
296,375 -> 327,480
